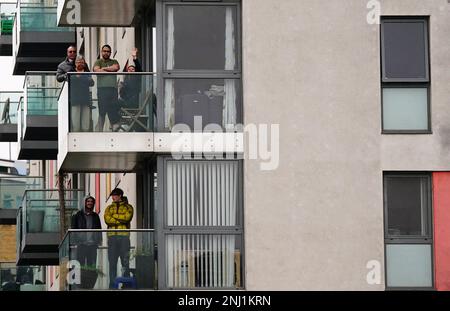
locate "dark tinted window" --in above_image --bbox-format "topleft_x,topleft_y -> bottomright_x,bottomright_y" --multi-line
164,78 -> 241,130
166,5 -> 238,70
385,175 -> 430,237
382,20 -> 428,81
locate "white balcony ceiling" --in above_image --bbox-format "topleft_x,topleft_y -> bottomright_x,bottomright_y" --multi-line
57,0 -> 146,27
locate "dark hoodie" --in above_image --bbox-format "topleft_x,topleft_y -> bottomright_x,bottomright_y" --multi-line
71,195 -> 102,245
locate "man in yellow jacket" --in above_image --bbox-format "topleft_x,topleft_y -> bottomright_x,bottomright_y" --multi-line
104,188 -> 134,288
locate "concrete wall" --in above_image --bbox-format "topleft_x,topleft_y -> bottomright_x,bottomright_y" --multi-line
243,0 -> 450,290
380,0 -> 450,170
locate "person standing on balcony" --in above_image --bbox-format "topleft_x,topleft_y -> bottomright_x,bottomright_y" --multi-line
118,48 -> 143,109
104,188 -> 134,289
71,195 -> 102,288
93,44 -> 120,132
71,56 -> 95,132
56,45 -> 90,82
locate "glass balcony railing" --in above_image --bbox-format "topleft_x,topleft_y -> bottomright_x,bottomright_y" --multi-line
16,207 -> 22,256
0,176 -> 43,209
0,3 -> 15,36
25,72 -> 60,116
22,189 -> 83,234
0,91 -> 21,124
62,73 -> 243,133
0,263 -> 45,291
18,96 -> 24,139
65,73 -> 156,133
59,229 -> 156,290
19,0 -> 72,32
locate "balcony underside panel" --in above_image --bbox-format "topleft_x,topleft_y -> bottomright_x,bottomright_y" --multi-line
58,0 -> 150,26
18,140 -> 58,160
60,152 -> 145,173
17,251 -> 59,266
22,233 -> 60,253
24,116 -> 58,141
0,209 -> 17,225
0,35 -> 12,56
17,31 -> 75,57
13,57 -> 66,75
0,124 -> 18,142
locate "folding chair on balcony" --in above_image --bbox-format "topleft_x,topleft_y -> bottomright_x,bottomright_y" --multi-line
117,91 -> 153,132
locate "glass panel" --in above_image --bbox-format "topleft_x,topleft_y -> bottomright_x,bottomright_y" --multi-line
0,177 -> 44,209
385,176 -> 429,237
0,263 -> 46,291
0,3 -> 15,35
60,230 -> 155,290
166,5 -> 238,70
0,92 -> 22,124
382,21 -> 427,80
164,79 -> 240,130
24,190 -> 82,234
383,88 -> 428,131
67,73 -> 155,132
386,244 -> 432,288
166,234 -> 242,289
20,3 -> 73,32
17,207 -> 22,258
19,97 -> 24,139
165,161 -> 239,227
25,73 -> 60,116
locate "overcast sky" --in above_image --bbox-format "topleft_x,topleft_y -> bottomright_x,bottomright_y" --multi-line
0,56 -> 26,172
1,0 -> 37,173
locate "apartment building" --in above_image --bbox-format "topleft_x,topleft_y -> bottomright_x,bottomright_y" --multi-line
1,0 -> 450,291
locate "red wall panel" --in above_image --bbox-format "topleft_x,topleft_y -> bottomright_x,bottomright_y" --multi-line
433,172 -> 450,291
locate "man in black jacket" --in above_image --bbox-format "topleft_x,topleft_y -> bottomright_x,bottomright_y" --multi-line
57,45 -> 90,82
71,196 -> 102,270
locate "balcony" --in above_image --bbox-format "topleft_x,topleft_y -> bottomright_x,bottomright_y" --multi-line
18,72 -> 60,160
0,91 -> 21,142
59,229 -> 155,290
13,0 -> 75,75
57,0 -> 150,27
0,2 -> 15,56
0,263 -> 45,291
0,176 -> 43,224
58,72 -> 156,172
57,72 -> 243,173
16,189 -> 82,265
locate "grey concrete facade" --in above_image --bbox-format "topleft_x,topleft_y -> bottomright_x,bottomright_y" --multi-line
243,0 -> 450,290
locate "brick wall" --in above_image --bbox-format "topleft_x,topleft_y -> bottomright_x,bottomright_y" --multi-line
0,225 -> 16,262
